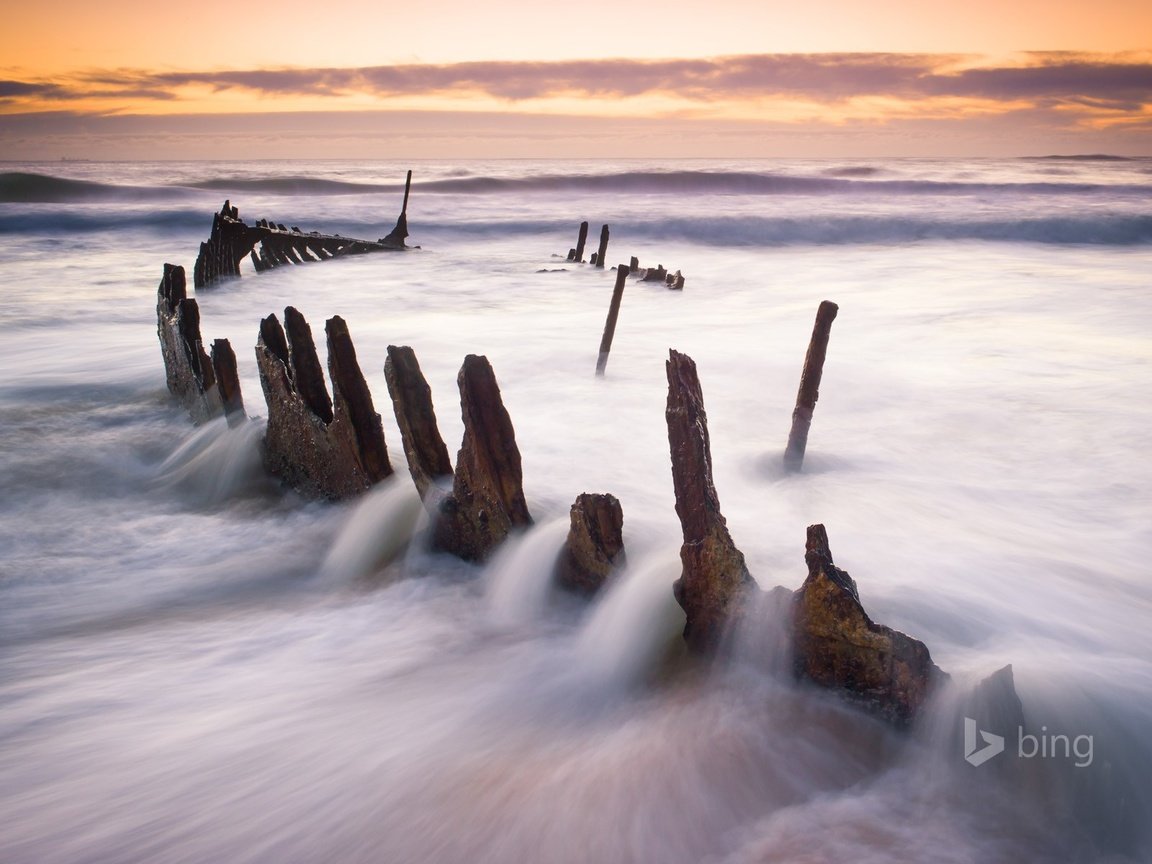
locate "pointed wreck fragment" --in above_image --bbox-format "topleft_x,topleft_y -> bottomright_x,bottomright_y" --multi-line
792,524 -> 943,726
210,338 -> 245,425
382,347 -> 532,561
327,316 -> 392,485
665,349 -> 757,653
193,200 -> 260,289
156,263 -> 223,424
436,354 -> 533,561
384,344 -> 453,502
554,493 -> 626,595
256,307 -> 391,500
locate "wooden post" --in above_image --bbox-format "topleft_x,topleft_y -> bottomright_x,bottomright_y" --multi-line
665,349 -> 755,653
783,300 -> 839,472
381,169 -> 412,248
384,344 -> 453,501
574,221 -> 589,263
400,169 -> 412,216
595,265 -> 628,376
326,316 -> 392,483
211,338 -> 245,426
595,224 -> 609,269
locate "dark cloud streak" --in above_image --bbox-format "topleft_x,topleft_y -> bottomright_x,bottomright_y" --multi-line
2,53 -> 1149,112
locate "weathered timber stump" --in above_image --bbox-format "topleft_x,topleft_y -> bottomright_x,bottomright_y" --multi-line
156,263 -> 223,423
642,265 -> 668,283
791,523 -> 943,726
783,300 -> 838,472
434,355 -> 534,561
210,338 -> 245,425
574,221 -> 589,263
595,224 -> 609,270
384,344 -> 454,501
256,307 -> 390,500
327,316 -> 392,484
665,349 -> 757,653
595,265 -> 629,376
554,493 -> 626,595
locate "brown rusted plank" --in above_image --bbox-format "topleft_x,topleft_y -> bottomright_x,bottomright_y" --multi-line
383,345 -> 453,501
595,265 -> 628,376
783,300 -> 838,472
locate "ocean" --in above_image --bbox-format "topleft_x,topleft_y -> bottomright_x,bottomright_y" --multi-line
1,157 -> 1150,863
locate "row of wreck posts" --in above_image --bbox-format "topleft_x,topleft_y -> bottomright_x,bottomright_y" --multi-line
158,262 -> 623,587
595,268 -> 840,476
567,221 -> 687,289
156,260 -> 1013,728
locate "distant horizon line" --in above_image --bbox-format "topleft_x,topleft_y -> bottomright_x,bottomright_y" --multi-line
2,154 -> 1149,164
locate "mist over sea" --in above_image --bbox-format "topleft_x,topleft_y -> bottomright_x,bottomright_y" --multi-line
1,157 -> 1150,863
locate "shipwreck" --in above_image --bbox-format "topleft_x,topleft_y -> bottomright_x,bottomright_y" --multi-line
193,170 -> 417,289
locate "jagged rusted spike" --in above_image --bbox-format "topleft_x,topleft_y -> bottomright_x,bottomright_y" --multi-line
211,338 -> 245,425
283,306 -> 333,423
326,316 -> 392,482
791,523 -> 942,726
665,349 -> 755,653
434,355 -> 532,561
383,345 -> 453,501
156,263 -> 223,423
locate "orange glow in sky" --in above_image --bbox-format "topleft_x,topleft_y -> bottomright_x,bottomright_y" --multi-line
5,0 -> 1152,72
1,0 -> 1149,158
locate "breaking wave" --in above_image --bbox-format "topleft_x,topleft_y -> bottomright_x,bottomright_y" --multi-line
425,213 -> 1152,246
0,208 -> 206,235
415,170 -> 1152,198
0,172 -> 179,203
184,176 -> 394,196
3,207 -> 1149,246
6,168 -> 1152,205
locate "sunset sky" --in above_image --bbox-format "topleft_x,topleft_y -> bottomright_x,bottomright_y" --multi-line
2,0 -> 1150,159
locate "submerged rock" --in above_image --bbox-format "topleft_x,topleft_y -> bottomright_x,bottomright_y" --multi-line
554,493 -> 626,595
256,307 -> 391,500
156,263 -> 223,424
665,349 -> 757,653
966,663 -> 1025,740
791,524 -> 943,726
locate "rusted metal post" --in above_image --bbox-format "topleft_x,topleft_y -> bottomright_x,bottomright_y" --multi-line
210,338 -> 245,426
783,300 -> 839,472
595,265 -> 628,376
595,224 -> 609,269
574,221 -> 589,263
